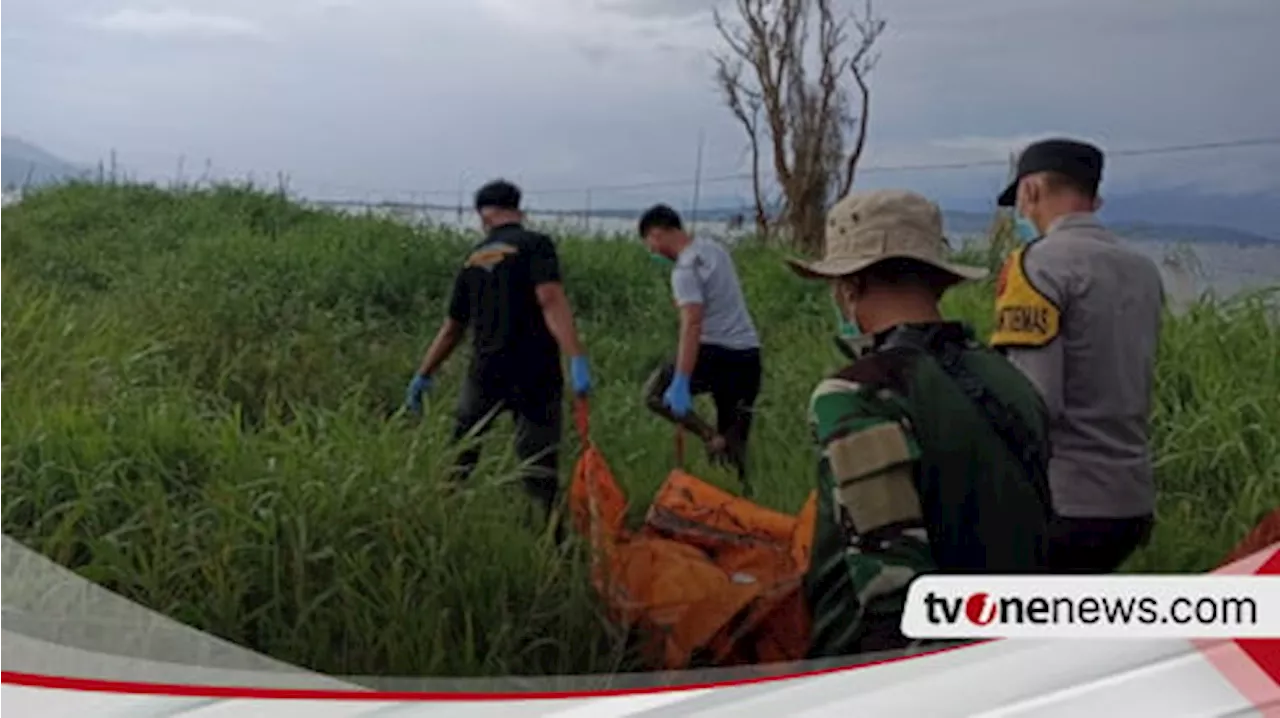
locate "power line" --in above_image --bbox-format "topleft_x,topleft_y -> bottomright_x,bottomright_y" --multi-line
204,135 -> 1280,202
1109,137 -> 1280,157
518,135 -> 1280,196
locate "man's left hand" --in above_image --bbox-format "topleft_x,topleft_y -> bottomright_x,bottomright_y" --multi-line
405,373 -> 432,415
570,355 -> 592,396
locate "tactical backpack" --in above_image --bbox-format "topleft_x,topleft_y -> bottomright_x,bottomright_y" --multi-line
840,322 -> 1054,573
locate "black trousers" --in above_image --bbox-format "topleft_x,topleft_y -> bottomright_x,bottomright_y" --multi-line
1047,514 -> 1154,573
643,344 -> 762,481
451,372 -> 563,517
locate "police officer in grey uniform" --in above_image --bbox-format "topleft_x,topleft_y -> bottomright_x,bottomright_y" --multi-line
990,138 -> 1166,574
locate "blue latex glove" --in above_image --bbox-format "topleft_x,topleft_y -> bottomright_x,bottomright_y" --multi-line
663,372 -> 693,417
570,355 -> 592,396
405,373 -> 432,415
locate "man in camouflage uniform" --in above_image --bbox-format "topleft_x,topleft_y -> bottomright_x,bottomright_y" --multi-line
786,189 -> 1055,658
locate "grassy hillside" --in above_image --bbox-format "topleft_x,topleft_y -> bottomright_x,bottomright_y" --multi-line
2,182 -> 1277,678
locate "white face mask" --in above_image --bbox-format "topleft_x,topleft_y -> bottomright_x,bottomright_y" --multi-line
832,286 -> 875,358
1014,210 -> 1041,243
833,293 -> 860,338
1013,180 -> 1044,244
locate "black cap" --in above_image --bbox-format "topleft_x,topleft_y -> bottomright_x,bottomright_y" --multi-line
996,138 -> 1104,207
474,179 -> 521,212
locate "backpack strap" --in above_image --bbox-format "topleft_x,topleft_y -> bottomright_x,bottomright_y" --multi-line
909,327 -> 1053,521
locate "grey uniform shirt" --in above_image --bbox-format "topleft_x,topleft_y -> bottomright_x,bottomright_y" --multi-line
670,237 -> 761,351
991,213 -> 1165,519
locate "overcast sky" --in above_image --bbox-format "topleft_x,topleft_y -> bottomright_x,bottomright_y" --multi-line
3,0 -> 1279,209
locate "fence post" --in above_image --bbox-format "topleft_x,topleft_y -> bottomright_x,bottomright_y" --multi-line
690,129 -> 705,239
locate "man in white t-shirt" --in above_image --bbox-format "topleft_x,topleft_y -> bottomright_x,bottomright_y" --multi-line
638,204 -> 763,493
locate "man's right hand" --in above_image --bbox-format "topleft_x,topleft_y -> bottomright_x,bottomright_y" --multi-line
405,373 -> 432,415
663,372 -> 693,417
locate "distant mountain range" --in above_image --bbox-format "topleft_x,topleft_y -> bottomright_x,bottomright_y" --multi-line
1,136 -> 89,189
585,204 -> 1278,246
937,192 -> 1280,246
933,210 -> 1277,247
4,136 -> 1277,246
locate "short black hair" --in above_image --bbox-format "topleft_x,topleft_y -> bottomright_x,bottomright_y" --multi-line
475,179 -> 521,212
638,204 -> 682,236
1041,170 -> 1099,199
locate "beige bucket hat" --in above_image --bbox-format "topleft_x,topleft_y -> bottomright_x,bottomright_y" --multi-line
785,189 -> 988,283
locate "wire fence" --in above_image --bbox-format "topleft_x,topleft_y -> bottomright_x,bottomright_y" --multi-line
8,135 -> 1278,228
4,135 -> 1279,296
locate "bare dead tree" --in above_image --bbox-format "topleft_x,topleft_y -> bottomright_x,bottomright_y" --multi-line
713,0 -> 886,254
839,0 -> 883,195
714,57 -> 769,239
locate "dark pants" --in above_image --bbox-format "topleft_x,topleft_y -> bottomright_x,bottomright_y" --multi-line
1047,514 -> 1154,573
643,344 -> 762,484
452,372 -> 563,520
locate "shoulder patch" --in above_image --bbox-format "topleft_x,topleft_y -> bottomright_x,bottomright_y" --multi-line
826,422 -> 924,537
991,247 -> 1061,348
826,421 -> 916,483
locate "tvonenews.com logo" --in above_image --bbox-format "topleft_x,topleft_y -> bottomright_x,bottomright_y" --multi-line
899,576 -> 1280,639
923,591 -> 1257,627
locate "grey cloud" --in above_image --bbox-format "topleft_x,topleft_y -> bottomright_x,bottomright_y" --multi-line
595,0 -> 721,20
576,42 -> 617,65
88,8 -> 270,40
2,0 -> 1277,209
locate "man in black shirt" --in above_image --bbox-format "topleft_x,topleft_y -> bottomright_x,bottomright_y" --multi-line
405,179 -> 592,525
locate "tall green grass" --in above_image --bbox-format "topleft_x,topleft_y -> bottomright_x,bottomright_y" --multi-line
3,182 -> 1277,677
